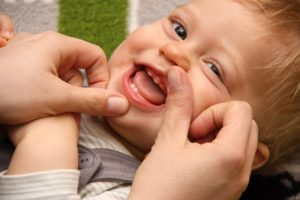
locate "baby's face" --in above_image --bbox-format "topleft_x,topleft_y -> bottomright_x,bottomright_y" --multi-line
106,0 -> 274,152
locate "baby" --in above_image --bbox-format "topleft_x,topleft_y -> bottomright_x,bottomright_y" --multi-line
1,0 -> 300,199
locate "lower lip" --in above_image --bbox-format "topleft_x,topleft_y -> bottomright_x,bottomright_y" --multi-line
122,67 -> 164,111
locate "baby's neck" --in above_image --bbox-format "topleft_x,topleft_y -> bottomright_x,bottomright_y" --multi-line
94,116 -> 145,160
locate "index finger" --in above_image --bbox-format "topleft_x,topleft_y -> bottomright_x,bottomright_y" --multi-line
0,15 -> 14,40
213,101 -> 254,148
190,101 -> 254,150
39,32 -> 109,88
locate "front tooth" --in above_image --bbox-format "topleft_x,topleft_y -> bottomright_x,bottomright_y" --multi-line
153,77 -> 160,85
147,70 -> 153,77
146,68 -> 164,90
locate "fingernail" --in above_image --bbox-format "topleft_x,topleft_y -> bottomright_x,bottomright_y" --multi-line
107,96 -> 128,115
2,30 -> 13,39
168,69 -> 182,91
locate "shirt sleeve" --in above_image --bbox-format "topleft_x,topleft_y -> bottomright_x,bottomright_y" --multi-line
0,169 -> 80,200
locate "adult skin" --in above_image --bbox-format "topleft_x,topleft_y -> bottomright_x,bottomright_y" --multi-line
0,31 -> 129,124
0,16 -> 256,199
0,15 -> 14,46
129,67 -> 258,200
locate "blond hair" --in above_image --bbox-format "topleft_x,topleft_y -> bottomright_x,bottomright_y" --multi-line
242,0 -> 300,173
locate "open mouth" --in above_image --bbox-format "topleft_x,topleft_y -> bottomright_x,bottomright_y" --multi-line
123,65 -> 167,108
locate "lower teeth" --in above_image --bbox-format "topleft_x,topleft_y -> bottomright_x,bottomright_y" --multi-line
130,81 -> 139,93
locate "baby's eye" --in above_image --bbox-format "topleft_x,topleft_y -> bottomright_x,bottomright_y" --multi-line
207,62 -> 222,79
172,21 -> 187,40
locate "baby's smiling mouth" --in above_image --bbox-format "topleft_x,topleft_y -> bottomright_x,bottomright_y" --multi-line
129,65 -> 167,106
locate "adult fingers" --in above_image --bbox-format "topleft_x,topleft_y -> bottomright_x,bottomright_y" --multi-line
0,37 -> 6,47
190,101 -> 257,189
58,69 -> 83,126
231,120 -> 258,192
7,32 -> 31,45
190,101 -> 254,152
60,68 -> 83,87
48,78 -> 129,116
0,15 -> 14,40
8,32 -> 108,89
211,101 -> 254,150
157,67 -> 194,145
243,120 -> 258,175
37,32 -> 109,89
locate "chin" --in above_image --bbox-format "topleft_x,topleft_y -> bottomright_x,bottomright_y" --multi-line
105,112 -> 163,152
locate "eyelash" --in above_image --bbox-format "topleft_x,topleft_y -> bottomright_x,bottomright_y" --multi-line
168,16 -> 224,83
206,62 -> 223,81
170,17 -> 187,40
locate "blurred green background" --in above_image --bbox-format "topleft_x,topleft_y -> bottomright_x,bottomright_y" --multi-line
59,0 -> 128,58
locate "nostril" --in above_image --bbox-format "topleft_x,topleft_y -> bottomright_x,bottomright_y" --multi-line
159,43 -> 190,72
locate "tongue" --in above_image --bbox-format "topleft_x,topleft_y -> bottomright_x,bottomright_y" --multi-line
133,70 -> 166,105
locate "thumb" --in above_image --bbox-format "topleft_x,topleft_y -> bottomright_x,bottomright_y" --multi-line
0,15 -> 14,40
158,67 -> 194,144
49,80 -> 129,116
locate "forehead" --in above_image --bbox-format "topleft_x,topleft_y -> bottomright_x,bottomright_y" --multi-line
180,0 -> 265,34
181,1 -> 272,64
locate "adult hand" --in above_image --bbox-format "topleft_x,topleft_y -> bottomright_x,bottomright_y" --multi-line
0,31 -> 128,124
0,14 -> 14,47
129,67 -> 258,200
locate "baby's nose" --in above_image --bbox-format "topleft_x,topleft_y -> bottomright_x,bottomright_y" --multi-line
159,43 -> 191,71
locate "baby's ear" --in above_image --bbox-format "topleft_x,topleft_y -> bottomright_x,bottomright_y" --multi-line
252,142 -> 270,170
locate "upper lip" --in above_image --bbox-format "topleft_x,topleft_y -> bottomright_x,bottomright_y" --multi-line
133,61 -> 168,94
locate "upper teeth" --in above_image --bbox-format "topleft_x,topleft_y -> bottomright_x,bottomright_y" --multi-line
146,69 -> 164,89
147,70 -> 153,77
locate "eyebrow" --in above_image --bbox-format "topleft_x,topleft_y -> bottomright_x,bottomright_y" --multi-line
173,4 -> 191,15
174,4 -> 186,10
